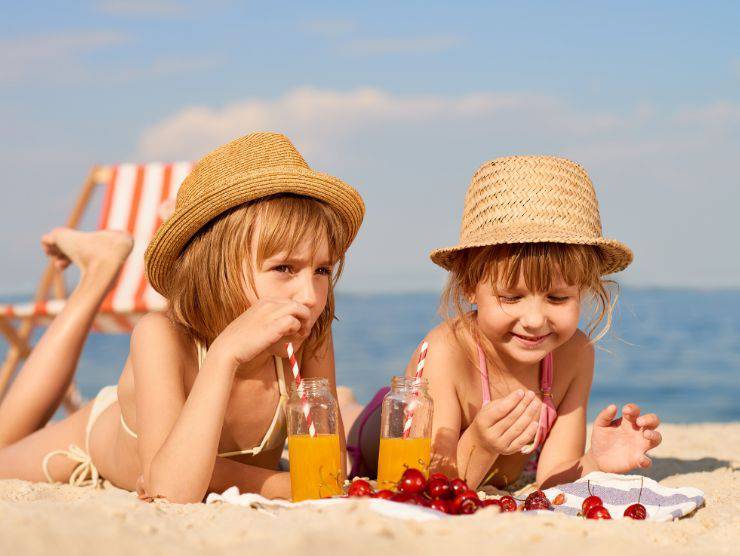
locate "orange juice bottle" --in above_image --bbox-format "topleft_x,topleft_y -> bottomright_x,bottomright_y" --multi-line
287,378 -> 344,502
376,376 -> 433,490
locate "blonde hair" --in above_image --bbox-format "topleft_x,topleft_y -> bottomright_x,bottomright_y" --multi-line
167,194 -> 348,358
440,243 -> 618,360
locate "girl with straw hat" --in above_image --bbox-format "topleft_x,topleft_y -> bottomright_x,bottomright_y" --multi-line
0,132 -> 364,502
347,156 -> 662,490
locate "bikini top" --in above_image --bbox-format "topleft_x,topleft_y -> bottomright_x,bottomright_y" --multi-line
477,344 -> 557,453
120,341 -> 289,458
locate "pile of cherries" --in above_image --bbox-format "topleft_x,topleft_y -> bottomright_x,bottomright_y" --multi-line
346,470 -> 648,520
346,468 -> 561,516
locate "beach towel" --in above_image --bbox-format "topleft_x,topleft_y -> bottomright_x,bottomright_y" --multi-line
207,472 -> 704,522
542,471 -> 705,522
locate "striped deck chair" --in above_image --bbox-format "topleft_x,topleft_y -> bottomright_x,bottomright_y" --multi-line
0,162 -> 192,410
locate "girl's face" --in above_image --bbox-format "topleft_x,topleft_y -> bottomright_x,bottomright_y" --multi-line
245,231 -> 333,353
474,272 -> 582,365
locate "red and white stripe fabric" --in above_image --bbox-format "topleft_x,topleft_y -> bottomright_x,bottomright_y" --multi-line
0,162 -> 192,333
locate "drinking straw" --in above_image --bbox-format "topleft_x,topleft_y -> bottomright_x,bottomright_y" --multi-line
402,341 -> 429,439
287,342 -> 316,437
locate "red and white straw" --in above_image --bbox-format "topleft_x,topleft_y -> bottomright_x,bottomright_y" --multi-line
402,341 -> 429,439
287,342 -> 316,437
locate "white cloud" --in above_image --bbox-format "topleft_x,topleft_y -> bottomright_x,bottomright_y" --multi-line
674,101 -> 740,130
348,35 -> 460,55
135,87 -> 622,161
0,30 -> 128,84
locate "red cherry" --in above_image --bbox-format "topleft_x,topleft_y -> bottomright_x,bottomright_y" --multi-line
623,503 -> 647,520
347,479 -> 373,497
391,492 -> 413,503
524,490 -> 552,511
458,498 -> 479,515
499,495 -> 518,512
426,477 -> 453,500
414,494 -> 431,507
582,495 -> 603,514
482,499 -> 503,510
449,478 -> 469,497
585,505 -> 612,520
429,499 -> 449,513
428,472 -> 448,482
450,490 -> 480,514
372,489 -> 394,500
398,468 -> 427,495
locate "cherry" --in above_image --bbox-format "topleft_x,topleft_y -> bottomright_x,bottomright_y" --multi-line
428,472 -> 448,482
585,505 -> 612,520
429,499 -> 449,514
398,468 -> 427,495
449,478 -> 469,497
347,479 -> 373,497
426,477 -> 453,500
524,491 -> 552,511
457,498 -> 479,515
414,494 -> 432,507
524,490 -> 551,511
450,490 -> 480,514
623,503 -> 647,520
499,495 -> 518,512
582,495 -> 603,515
482,499 -> 503,510
391,492 -> 413,504
372,489 -> 394,500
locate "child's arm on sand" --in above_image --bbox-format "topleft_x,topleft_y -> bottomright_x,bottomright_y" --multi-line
301,331 -> 347,480
133,300 -> 310,503
536,341 -> 662,488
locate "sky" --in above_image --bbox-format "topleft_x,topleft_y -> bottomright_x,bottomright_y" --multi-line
1,1 -> 739,294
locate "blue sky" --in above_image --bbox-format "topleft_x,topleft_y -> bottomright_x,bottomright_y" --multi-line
2,1 -> 739,293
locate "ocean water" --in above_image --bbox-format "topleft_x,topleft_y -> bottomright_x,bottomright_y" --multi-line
1,288 -> 739,422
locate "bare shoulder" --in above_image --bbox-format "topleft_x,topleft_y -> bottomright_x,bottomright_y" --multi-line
405,320 -> 471,381
130,312 -> 193,364
552,328 -> 595,381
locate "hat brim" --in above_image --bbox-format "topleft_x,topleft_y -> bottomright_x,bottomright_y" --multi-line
145,166 -> 365,296
430,235 -> 633,276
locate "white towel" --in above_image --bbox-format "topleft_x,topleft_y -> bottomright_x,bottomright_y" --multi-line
542,471 -> 705,522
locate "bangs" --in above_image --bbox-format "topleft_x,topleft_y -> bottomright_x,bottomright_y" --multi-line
488,243 -> 605,293
253,194 -> 347,269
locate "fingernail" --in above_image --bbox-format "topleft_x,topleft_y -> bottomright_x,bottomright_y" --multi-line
516,389 -> 524,397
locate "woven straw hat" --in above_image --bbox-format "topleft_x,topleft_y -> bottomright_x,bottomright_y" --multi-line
145,132 -> 365,296
430,155 -> 632,275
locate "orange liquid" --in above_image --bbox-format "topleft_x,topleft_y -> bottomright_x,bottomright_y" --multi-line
288,434 -> 343,502
376,436 -> 431,490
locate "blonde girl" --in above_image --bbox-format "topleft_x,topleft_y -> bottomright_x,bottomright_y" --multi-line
348,156 -> 661,490
0,132 -> 364,502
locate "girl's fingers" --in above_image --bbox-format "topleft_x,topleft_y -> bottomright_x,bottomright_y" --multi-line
636,413 -> 660,429
502,398 -> 541,443
479,389 -> 525,426
495,391 -> 538,432
594,404 -> 618,427
507,420 -> 539,452
621,403 -> 640,423
643,429 -> 662,448
637,455 -> 652,468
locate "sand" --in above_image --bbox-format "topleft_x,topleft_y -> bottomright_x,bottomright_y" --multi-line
1,423 -> 738,556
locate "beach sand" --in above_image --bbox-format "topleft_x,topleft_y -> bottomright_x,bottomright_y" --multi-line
1,423 -> 738,555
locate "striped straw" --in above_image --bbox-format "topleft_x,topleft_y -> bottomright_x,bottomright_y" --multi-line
402,341 -> 429,439
286,342 -> 316,437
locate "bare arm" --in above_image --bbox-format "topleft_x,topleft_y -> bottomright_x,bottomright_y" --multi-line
535,337 -> 597,488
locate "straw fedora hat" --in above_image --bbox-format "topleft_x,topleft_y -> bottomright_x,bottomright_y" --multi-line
145,131 -> 365,296
430,155 -> 632,274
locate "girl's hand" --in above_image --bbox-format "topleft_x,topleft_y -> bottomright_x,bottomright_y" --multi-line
472,389 -> 542,455
588,403 -> 662,473
210,298 -> 312,367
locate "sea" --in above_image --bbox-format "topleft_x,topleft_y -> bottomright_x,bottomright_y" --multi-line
2,288 -> 739,422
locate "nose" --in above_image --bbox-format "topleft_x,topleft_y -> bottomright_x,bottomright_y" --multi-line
519,298 -> 547,331
294,271 -> 318,309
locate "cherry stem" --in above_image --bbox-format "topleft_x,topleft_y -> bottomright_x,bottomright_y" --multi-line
587,479 -> 592,497
638,476 -> 643,504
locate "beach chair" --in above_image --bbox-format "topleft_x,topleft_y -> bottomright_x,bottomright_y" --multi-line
0,162 -> 193,410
